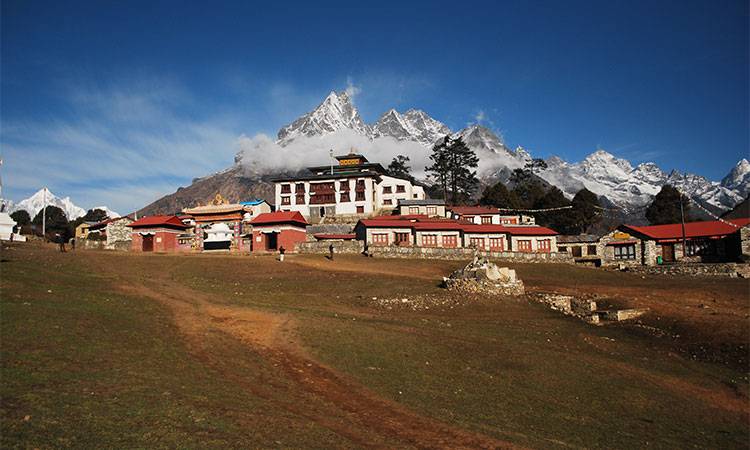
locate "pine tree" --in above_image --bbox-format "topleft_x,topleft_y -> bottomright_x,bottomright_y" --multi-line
646,185 -> 693,225
387,155 -> 415,183
32,206 -> 69,238
568,188 -> 601,234
478,181 -> 522,209
425,135 -> 479,205
532,187 -> 571,232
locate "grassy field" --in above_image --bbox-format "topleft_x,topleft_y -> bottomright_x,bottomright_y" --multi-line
2,242 -> 748,448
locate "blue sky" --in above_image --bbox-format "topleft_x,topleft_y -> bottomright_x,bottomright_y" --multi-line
1,0 -> 748,215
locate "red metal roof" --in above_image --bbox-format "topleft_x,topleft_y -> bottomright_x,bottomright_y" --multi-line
622,218 -> 749,240
357,219 -> 417,228
127,215 -> 189,229
503,226 -> 558,236
250,211 -> 309,226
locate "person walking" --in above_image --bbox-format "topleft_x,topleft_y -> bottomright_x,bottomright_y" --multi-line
279,246 -> 285,262
329,242 -> 334,260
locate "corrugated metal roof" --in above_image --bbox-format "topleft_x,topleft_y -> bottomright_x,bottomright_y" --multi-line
127,215 -> 188,229
250,211 -> 309,226
622,218 -> 750,240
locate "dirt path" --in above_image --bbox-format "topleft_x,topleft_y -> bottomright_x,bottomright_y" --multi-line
107,263 -> 520,449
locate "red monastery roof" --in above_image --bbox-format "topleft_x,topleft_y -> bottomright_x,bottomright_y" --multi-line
251,211 -> 309,227
622,218 -> 750,240
127,215 -> 189,230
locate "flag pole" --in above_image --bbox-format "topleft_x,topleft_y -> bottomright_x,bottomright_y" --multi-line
330,149 -> 334,175
42,187 -> 47,237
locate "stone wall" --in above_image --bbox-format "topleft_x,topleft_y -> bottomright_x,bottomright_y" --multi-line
296,240 -> 365,254
627,262 -> 749,278
295,241 -> 573,263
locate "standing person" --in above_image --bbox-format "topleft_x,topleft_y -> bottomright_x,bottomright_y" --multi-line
279,245 -> 285,262
9,232 -> 13,242
71,238 -> 75,250
329,242 -> 334,260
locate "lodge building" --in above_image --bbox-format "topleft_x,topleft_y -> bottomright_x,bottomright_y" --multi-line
354,216 -> 558,252
272,150 -> 425,220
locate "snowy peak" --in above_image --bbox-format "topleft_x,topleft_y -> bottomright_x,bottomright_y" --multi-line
12,188 -> 86,220
720,158 -> 750,197
277,91 -> 370,144
372,108 -> 451,146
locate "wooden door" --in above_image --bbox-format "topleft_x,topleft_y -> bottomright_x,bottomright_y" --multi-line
661,243 -> 675,262
142,234 -> 154,252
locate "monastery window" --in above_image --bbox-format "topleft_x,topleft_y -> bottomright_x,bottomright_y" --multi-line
614,244 -> 636,260
469,237 -> 485,250
281,196 -> 291,205
572,246 -> 582,257
295,194 -> 305,204
356,206 -> 364,214
426,207 -> 437,216
356,179 -> 366,189
443,234 -> 457,247
356,191 -> 366,201
489,237 -> 504,251
464,216 -> 475,223
396,185 -> 405,193
587,245 -> 597,255
409,207 -> 420,215
559,246 -> 568,253
295,183 -> 305,193
413,194 -> 418,199
517,240 -> 532,252
422,234 -> 438,247
481,216 -> 492,224
340,192 -> 350,203
383,186 -> 392,194
538,239 -> 551,252
372,233 -> 389,245
339,181 -> 350,191
383,199 -> 392,205
280,184 -> 291,194
395,232 -> 409,246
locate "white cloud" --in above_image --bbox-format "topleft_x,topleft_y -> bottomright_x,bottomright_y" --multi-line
345,76 -> 361,100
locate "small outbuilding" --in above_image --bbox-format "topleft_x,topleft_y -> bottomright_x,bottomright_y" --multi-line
249,211 -> 309,252
128,215 -> 191,252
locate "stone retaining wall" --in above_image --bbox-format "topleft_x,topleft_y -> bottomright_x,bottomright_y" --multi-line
296,240 -> 365,254
627,262 -> 749,278
296,240 -> 574,263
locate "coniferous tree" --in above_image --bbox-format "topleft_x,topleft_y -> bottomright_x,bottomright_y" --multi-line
532,187 -> 572,232
478,181 -> 522,209
425,135 -> 479,205
567,188 -> 601,234
32,206 -> 69,238
387,155 -> 415,183
646,185 -> 693,225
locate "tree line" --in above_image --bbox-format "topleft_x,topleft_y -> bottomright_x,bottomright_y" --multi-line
10,207 -> 109,240
387,134 -> 692,234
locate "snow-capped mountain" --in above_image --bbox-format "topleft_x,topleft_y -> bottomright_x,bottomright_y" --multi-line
276,91 -> 453,148
277,91 -> 371,144
229,90 -> 750,219
11,188 -> 86,220
90,206 -> 120,219
720,158 -> 750,198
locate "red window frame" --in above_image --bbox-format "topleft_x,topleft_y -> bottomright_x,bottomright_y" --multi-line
518,240 -> 532,252
538,239 -> 551,252
470,237 -> 485,249
372,233 -> 388,246
489,237 -> 504,251
422,234 -> 438,247
442,234 -> 457,247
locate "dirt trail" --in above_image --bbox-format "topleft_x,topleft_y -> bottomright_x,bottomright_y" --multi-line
107,264 -> 520,449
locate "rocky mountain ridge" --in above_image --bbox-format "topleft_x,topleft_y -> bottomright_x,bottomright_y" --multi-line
148,90 -> 748,219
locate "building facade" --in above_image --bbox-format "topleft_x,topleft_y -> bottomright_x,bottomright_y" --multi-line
249,211 -> 309,252
128,215 -> 191,253
272,151 -> 425,219
447,206 -> 535,226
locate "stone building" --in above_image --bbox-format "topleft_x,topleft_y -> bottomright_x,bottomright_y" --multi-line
87,216 -> 134,250
557,234 -> 601,265
354,216 -> 558,252
397,199 -> 447,217
599,218 -> 750,267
